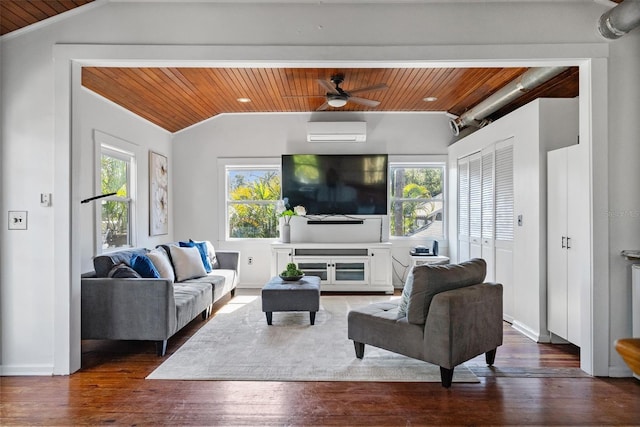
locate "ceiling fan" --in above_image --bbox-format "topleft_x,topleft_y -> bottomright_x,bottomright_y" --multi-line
286,73 -> 389,111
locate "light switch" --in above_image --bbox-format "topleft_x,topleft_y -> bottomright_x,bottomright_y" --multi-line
8,211 -> 27,230
517,214 -> 523,226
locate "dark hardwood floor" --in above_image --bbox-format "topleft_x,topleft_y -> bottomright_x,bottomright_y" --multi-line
2,290 -> 639,426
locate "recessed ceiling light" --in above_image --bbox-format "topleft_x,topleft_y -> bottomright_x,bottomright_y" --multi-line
237,98 -> 251,103
423,96 -> 438,102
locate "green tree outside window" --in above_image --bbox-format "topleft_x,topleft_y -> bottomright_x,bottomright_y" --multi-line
227,168 -> 281,238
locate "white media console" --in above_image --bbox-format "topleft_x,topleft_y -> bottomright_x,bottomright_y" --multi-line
271,242 -> 393,294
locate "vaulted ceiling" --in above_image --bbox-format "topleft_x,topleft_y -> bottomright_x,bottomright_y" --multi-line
2,0 -> 586,134
82,66 -> 579,133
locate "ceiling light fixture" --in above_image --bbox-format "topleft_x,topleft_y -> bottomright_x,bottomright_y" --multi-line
423,96 -> 438,102
237,97 -> 251,103
327,95 -> 348,108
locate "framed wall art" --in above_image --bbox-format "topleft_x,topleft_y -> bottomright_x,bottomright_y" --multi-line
149,151 -> 168,236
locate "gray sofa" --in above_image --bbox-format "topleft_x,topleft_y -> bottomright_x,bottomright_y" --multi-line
348,258 -> 503,387
81,245 -> 240,356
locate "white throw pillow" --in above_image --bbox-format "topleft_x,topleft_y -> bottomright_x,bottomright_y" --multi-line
169,245 -> 207,282
147,247 -> 175,282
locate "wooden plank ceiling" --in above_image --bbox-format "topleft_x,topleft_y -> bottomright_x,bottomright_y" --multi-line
82,66 -> 579,133
0,0 -> 94,35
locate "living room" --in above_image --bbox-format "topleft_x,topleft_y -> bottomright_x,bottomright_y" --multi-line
2,0 -> 640,422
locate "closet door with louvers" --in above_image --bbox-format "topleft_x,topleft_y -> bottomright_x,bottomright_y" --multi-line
457,156 -> 471,262
481,147 -> 495,282
494,138 -> 515,323
468,153 -> 483,259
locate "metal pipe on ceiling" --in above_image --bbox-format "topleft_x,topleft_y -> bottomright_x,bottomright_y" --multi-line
598,0 -> 640,40
448,66 -> 569,136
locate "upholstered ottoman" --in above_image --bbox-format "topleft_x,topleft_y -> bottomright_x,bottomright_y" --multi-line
261,276 -> 321,325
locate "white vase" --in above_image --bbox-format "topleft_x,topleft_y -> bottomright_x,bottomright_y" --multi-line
282,223 -> 291,243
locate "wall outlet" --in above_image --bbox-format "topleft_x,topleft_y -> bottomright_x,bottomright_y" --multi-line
40,193 -> 52,207
248,256 -> 254,265
8,211 -> 27,230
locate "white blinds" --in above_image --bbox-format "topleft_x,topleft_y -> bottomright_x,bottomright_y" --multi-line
481,150 -> 495,240
495,143 -> 514,241
469,154 -> 482,238
458,159 -> 469,236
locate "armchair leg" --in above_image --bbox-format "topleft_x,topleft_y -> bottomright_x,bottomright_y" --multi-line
353,341 -> 365,359
156,340 -> 168,357
440,367 -> 454,388
485,348 -> 497,366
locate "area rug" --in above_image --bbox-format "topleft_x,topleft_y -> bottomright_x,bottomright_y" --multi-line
147,294 -> 479,383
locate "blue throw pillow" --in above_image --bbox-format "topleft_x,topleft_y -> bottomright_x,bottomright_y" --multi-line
130,254 -> 161,278
179,240 -> 212,273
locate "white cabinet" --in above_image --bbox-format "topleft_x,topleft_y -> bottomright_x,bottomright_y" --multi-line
370,247 -> 392,287
547,145 -> 585,346
295,257 -> 369,287
271,242 -> 393,294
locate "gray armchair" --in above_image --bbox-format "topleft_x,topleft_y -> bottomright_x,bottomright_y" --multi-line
347,258 -> 503,387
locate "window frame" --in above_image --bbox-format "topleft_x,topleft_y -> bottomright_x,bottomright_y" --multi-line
94,131 -> 137,254
388,155 -> 447,242
218,157 -> 281,241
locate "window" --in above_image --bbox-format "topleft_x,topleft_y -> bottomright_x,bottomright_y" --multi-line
226,166 -> 280,239
99,144 -> 135,251
389,163 -> 445,238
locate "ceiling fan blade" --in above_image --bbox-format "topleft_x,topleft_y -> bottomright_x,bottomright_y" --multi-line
349,97 -> 381,107
281,95 -> 325,98
347,83 -> 389,95
316,101 -> 330,111
317,79 -> 339,94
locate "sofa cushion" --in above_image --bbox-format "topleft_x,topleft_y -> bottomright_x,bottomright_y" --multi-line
107,263 -> 141,278
170,245 -> 207,282
179,240 -> 212,272
93,248 -> 149,278
146,247 -> 175,282
173,282 -> 213,332
130,254 -> 161,278
406,258 -> 486,325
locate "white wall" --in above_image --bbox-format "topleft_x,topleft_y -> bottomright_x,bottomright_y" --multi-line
0,0 -> 638,376
75,88 -> 174,273
448,98 -> 579,342
172,112 -> 451,287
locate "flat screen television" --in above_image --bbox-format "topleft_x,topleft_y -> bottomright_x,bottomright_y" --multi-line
281,154 -> 388,215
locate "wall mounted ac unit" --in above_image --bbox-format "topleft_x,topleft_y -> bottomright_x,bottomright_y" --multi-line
307,121 -> 367,142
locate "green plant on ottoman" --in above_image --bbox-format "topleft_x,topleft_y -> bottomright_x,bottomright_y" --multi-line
279,262 -> 304,281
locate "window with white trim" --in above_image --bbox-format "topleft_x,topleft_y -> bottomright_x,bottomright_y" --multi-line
225,165 -> 281,239
99,145 -> 135,251
389,163 -> 445,239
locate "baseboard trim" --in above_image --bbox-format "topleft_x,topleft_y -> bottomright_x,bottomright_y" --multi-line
1,364 -> 54,376
608,365 -> 634,378
512,321 -> 550,343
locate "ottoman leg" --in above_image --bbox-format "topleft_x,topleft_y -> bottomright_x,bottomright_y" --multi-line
310,311 -> 316,325
265,312 -> 273,325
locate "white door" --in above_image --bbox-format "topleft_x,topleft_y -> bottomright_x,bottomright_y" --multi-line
495,139 -> 515,322
468,152 -> 483,259
566,144 -> 586,346
547,148 -> 569,339
481,146 -> 496,282
457,156 -> 471,262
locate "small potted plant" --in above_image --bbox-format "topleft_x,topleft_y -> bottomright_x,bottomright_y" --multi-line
277,199 -> 306,243
280,262 -> 304,281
